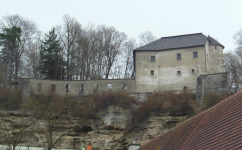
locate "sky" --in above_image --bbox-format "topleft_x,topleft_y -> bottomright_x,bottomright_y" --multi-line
1,0 -> 242,52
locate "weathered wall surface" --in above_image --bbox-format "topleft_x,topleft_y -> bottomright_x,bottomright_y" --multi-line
208,45 -> 224,74
29,79 -> 136,96
196,72 -> 228,102
17,76 -> 30,100
135,46 -> 207,93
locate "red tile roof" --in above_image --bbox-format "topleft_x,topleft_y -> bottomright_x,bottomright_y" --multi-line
138,91 -> 242,150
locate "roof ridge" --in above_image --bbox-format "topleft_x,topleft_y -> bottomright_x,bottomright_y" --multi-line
161,33 -> 203,39
139,90 -> 241,149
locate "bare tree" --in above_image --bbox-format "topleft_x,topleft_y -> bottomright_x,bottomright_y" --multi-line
224,52 -> 241,93
97,25 -> 127,79
122,38 -> 137,78
57,14 -> 82,80
0,105 -> 30,150
40,116 -> 66,150
138,30 -> 157,46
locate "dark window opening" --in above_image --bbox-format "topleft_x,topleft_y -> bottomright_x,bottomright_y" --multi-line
192,69 -> 194,73
177,54 -> 181,60
80,84 -> 84,93
108,84 -> 112,92
122,83 -> 127,90
178,71 -> 181,75
193,52 -> 198,58
37,83 -> 41,91
94,84 -> 98,93
183,86 -> 187,91
66,84 -> 70,92
222,81 -> 226,88
151,56 -> 155,62
215,46 -> 217,49
51,84 -> 56,92
151,71 -> 154,75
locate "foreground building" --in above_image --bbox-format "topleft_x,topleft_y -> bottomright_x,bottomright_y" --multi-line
15,33 -> 228,102
138,90 -> 242,149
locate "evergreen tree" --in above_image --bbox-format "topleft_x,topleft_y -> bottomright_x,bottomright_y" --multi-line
0,26 -> 22,85
38,28 -> 65,80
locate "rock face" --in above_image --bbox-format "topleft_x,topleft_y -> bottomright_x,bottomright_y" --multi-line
0,107 -> 187,150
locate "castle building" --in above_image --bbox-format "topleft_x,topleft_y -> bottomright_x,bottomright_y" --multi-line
15,33 -> 228,102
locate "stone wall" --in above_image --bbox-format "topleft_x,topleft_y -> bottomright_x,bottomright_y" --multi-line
29,78 -> 136,97
196,72 -> 228,103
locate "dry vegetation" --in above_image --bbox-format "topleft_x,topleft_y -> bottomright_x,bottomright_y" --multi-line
0,87 -> 232,148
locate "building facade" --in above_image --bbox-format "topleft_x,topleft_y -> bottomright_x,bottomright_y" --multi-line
15,33 -> 228,102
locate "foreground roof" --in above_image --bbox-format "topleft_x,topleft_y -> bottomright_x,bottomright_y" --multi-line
138,91 -> 242,150
134,33 -> 224,51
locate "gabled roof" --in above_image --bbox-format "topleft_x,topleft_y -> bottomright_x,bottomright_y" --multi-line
134,33 -> 224,51
138,91 -> 242,150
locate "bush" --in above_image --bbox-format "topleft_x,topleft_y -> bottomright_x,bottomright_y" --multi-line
93,91 -> 135,110
167,92 -> 195,116
201,92 -> 231,111
131,92 -> 195,125
0,87 -> 22,110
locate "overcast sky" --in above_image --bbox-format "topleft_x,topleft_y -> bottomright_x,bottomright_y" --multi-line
1,0 -> 242,52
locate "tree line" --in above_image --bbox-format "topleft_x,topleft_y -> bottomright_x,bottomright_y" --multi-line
0,14 -> 157,85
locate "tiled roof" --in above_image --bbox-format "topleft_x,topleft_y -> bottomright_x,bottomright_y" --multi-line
138,91 -> 242,150
134,33 -> 224,51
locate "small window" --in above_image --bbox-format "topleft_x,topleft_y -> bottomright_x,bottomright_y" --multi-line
80,84 -> 84,93
215,46 -> 217,49
108,84 -> 112,92
183,86 -> 187,91
193,52 -> 198,58
192,69 -> 194,73
177,54 -> 181,60
151,56 -> 155,62
94,84 -> 98,93
37,83 -> 41,91
178,71 -> 181,74
51,84 -> 56,92
151,71 -> 154,75
122,83 -> 127,90
66,84 -> 70,92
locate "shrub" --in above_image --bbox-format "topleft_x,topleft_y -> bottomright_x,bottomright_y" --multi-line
131,92 -> 195,125
201,92 -> 231,111
167,92 -> 195,116
93,91 -> 135,111
0,87 -> 22,110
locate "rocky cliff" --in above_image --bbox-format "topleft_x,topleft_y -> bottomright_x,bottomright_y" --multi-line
0,106 -> 188,150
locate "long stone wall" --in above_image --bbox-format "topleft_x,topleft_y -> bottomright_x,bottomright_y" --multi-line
28,78 -> 136,97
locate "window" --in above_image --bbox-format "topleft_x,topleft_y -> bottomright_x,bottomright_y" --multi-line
93,84 -> 98,93
51,84 -> 56,92
151,56 -> 155,62
80,84 -> 84,93
108,84 -> 112,92
37,83 -> 41,91
183,86 -> 187,91
151,71 -> 154,75
215,46 -> 217,49
193,52 -> 198,58
192,69 -> 194,73
177,54 -> 181,60
122,83 -> 127,90
178,71 -> 181,75
66,84 -> 70,92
